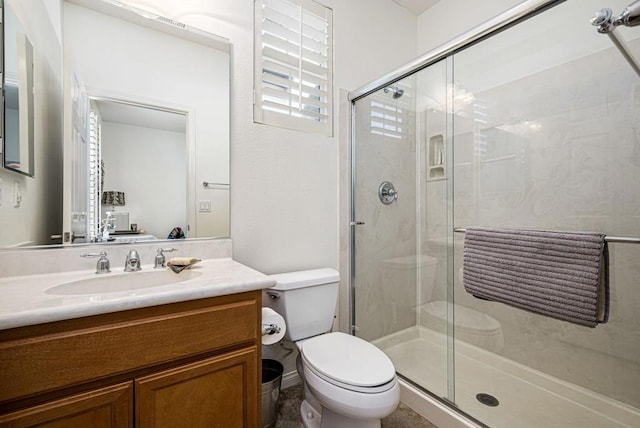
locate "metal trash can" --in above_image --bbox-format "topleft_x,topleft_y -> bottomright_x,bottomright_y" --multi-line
262,359 -> 284,428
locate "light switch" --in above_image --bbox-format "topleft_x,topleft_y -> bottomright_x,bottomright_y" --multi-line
13,181 -> 22,208
198,200 -> 212,212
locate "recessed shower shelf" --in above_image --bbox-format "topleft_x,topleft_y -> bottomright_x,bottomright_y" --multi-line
427,134 -> 446,181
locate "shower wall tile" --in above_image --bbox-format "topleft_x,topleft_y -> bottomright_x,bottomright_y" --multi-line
353,92 -> 418,341
435,38 -> 640,408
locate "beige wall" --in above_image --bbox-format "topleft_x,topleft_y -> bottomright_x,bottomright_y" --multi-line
119,0 -> 418,276
117,0 -> 418,377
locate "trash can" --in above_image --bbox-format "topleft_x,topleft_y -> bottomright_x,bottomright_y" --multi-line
262,359 -> 284,428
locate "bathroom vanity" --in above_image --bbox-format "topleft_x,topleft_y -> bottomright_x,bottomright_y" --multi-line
0,258 -> 274,427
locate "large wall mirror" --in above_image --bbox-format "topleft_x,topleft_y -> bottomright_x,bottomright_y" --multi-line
0,0 -> 230,248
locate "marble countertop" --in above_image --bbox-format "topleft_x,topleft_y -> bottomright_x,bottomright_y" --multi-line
0,258 -> 275,331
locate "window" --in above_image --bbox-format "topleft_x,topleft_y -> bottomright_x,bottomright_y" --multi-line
254,0 -> 333,135
87,106 -> 102,242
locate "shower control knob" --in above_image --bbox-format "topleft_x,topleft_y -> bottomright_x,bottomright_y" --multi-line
378,181 -> 398,205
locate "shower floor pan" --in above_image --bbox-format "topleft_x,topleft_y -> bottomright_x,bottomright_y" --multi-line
374,326 -> 640,428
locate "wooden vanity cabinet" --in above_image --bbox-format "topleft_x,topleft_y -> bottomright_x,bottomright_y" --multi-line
0,291 -> 262,427
0,382 -> 133,427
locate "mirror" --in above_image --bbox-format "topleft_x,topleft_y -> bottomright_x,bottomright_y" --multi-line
2,0 -> 35,177
0,0 -> 230,248
62,0 -> 230,245
88,98 -> 189,243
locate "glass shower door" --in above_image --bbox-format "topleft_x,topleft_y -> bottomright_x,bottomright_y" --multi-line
449,0 -> 640,426
351,58 -> 454,402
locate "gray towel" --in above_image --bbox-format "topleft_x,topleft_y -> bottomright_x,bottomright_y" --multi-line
462,227 -> 609,328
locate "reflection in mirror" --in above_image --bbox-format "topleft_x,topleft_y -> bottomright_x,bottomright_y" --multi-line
61,0 -> 230,245
0,0 -> 230,249
2,0 -> 35,177
83,98 -> 188,244
0,0 -> 63,248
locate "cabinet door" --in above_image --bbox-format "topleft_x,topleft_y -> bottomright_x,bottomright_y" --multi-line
136,346 -> 258,428
0,382 -> 132,428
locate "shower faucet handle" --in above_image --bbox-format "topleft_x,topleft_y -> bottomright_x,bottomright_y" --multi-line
378,181 -> 398,205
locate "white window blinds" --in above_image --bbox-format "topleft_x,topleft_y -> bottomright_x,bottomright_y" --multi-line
88,108 -> 102,242
254,0 -> 333,135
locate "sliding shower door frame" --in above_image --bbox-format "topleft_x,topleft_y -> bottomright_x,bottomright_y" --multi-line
348,0 -> 563,335
347,0 -> 563,415
348,0 -> 561,104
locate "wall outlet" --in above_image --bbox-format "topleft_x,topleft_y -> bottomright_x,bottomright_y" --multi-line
13,181 -> 22,208
198,200 -> 212,212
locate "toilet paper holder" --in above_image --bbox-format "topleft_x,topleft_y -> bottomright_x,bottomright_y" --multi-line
261,306 -> 286,345
262,323 -> 282,336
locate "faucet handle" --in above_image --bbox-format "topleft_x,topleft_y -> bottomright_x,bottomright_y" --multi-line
154,247 -> 177,268
81,252 -> 111,274
127,249 -> 140,258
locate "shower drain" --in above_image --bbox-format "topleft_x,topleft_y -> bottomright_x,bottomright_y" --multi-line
476,393 -> 499,407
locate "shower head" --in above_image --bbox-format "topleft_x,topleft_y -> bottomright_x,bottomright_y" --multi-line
383,85 -> 404,99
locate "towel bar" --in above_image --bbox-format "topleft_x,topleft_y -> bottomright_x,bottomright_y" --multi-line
453,228 -> 640,244
202,181 -> 230,188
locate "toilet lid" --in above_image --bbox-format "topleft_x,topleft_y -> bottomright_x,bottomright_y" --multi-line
300,332 -> 396,388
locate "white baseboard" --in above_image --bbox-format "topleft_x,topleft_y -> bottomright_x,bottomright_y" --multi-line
399,378 -> 481,428
281,370 -> 301,390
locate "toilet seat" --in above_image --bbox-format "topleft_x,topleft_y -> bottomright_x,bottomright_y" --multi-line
299,332 -> 396,393
301,360 -> 400,421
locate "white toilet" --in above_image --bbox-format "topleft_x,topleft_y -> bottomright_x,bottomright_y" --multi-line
264,268 -> 400,428
420,300 -> 504,351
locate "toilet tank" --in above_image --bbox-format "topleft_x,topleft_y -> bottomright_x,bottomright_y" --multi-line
263,268 -> 340,342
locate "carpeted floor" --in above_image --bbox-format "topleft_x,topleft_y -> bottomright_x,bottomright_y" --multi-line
273,384 -> 439,428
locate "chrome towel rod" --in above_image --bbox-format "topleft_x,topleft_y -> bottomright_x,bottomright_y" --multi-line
202,181 -> 229,188
453,228 -> 640,244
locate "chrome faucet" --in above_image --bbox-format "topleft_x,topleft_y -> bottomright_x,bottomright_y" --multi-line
124,249 -> 141,272
81,251 -> 111,274
154,247 -> 177,268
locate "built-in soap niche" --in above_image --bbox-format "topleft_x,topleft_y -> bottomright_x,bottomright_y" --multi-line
427,134 -> 446,181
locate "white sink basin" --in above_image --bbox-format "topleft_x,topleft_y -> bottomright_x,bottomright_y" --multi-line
46,269 -> 202,295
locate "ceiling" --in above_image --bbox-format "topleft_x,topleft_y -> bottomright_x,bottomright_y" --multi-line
392,0 -> 441,15
95,100 -> 186,133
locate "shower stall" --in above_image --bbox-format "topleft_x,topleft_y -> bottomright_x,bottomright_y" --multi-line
348,0 -> 640,426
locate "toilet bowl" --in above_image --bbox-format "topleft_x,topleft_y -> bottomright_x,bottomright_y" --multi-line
421,300 -> 504,351
264,269 -> 400,428
297,332 -> 400,428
